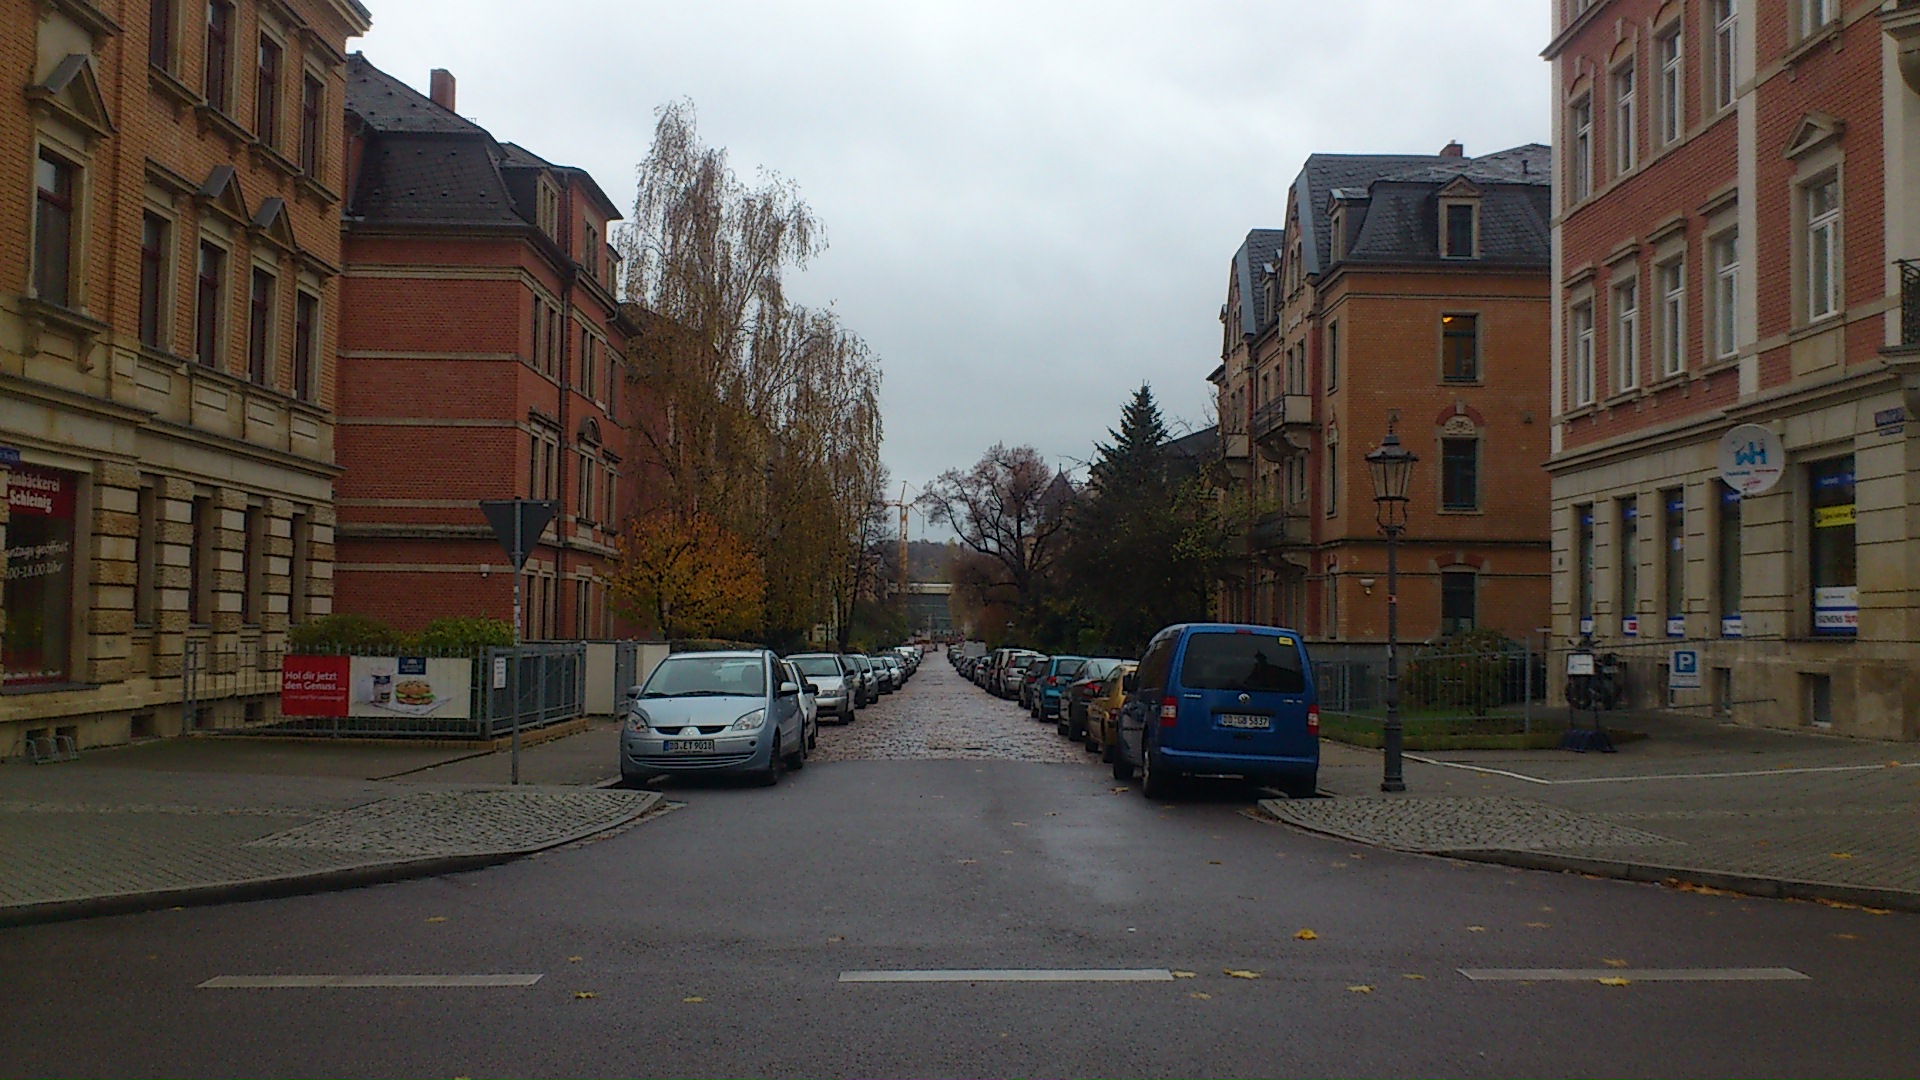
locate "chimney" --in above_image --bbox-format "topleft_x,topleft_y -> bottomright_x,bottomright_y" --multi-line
429,68 -> 456,112
1439,140 -> 1464,157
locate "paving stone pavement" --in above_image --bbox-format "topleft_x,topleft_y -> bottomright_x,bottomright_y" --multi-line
1264,795 -> 1685,852
809,661 -> 1096,765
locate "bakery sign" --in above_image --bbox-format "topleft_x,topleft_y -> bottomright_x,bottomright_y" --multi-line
281,654 -> 473,718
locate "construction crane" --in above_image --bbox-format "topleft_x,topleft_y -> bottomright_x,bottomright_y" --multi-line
880,481 -> 916,598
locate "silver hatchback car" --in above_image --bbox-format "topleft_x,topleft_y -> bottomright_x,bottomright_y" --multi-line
620,650 -> 810,786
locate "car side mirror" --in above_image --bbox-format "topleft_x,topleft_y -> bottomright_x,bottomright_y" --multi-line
778,681 -> 800,696
1122,672 -> 1138,693
804,682 -> 820,695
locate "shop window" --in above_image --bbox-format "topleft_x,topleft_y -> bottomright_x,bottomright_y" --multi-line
1717,484 -> 1742,636
1809,456 -> 1856,636
1,467 -> 78,687
1576,504 -> 1596,635
1618,497 -> 1639,636
1661,488 -> 1685,636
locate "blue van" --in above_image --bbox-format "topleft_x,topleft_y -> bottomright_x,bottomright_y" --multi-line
1112,623 -> 1318,799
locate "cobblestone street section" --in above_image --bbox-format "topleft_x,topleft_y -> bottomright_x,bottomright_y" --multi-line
1263,794 -> 1685,853
810,661 -> 1093,764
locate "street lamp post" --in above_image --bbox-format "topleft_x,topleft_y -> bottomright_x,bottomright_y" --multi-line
1365,425 -> 1418,794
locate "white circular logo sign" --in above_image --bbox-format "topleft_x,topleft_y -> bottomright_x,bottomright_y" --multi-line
1717,424 -> 1785,496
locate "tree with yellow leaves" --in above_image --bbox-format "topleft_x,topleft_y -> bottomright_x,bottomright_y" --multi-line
609,511 -> 764,641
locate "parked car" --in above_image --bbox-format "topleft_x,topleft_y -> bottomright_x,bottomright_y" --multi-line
1014,655 -> 1051,711
842,653 -> 879,706
1056,657 -> 1122,739
996,651 -> 1041,699
620,650 -> 810,787
787,652 -> 854,723
781,659 -> 821,752
870,654 -> 900,694
1111,624 -> 1318,800
1029,655 -> 1088,720
880,653 -> 907,687
1081,660 -> 1136,753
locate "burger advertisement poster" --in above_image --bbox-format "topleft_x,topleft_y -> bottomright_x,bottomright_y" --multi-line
281,655 -> 473,718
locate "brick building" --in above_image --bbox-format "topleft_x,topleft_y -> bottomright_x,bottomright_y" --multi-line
1,0 -> 370,753
1545,0 -> 1920,737
1213,144 -> 1555,645
335,57 -> 639,639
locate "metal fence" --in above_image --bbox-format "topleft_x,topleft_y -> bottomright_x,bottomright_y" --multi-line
186,638 -> 587,741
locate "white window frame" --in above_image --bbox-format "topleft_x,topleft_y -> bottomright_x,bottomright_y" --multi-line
1656,28 -> 1683,146
1657,257 -> 1685,378
1710,229 -> 1739,358
1572,300 -> 1596,406
1571,95 -> 1593,201
1804,175 -> 1840,323
1440,199 -> 1478,259
1711,0 -> 1737,111
1613,277 -> 1640,393
1800,0 -> 1835,39
1613,60 -> 1637,176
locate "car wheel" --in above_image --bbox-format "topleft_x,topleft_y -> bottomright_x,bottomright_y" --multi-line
1110,741 -> 1135,780
787,734 -> 807,771
758,737 -> 785,787
1140,745 -> 1175,800
1279,775 -> 1317,799
805,723 -> 818,752
1055,716 -> 1070,739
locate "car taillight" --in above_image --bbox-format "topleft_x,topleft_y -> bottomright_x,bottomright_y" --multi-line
1307,704 -> 1320,736
1158,696 -> 1178,727
1046,676 -> 1057,686
1085,682 -> 1102,696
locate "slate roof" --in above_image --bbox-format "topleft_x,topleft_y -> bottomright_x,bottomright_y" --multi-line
1340,144 -> 1552,267
1232,228 -> 1285,338
1293,154 -> 1453,277
346,55 -> 485,136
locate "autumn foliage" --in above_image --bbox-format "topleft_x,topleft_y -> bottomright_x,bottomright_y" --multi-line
610,511 -> 765,641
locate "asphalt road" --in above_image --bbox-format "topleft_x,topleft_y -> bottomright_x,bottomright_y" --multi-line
4,661 -> 1919,1077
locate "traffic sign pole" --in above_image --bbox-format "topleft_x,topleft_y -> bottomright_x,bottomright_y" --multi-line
511,498 -> 523,785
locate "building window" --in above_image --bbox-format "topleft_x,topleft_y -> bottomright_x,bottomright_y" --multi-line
1809,456 -> 1856,636
1443,203 -> 1476,258
1618,497 -> 1640,636
1325,320 -> 1338,391
1613,278 -> 1639,393
1613,61 -> 1637,176
581,331 -> 597,397
1440,571 -> 1476,637
577,452 -> 596,523
1717,484 -> 1742,636
1661,488 -> 1685,636
1805,175 -> 1840,323
289,511 -> 310,623
576,579 -> 591,638
537,182 -> 559,238
300,74 -> 323,175
1656,29 -> 1682,146
1325,438 -> 1338,518
1571,95 -> 1593,200
1656,257 -> 1685,378
33,150 -> 76,308
135,481 -> 159,625
149,0 -> 173,70
188,495 -> 212,624
1712,0 -> 1737,110
255,36 -> 281,145
247,269 -> 274,386
293,291 -> 318,401
195,241 -> 226,368
1799,0 -> 1835,39
1441,313 -> 1478,382
1571,300 -> 1596,406
1441,438 -> 1479,511
2,467 -> 79,686
583,224 -> 599,279
1710,231 -> 1738,358
140,213 -> 170,348
241,505 -> 265,624
1576,505 -> 1595,633
204,0 -> 233,112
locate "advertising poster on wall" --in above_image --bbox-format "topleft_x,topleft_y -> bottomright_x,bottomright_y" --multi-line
281,655 -> 473,718
3,465 -> 77,686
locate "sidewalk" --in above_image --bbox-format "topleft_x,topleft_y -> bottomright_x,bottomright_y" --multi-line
0,721 -> 655,927
1262,712 -> 1920,910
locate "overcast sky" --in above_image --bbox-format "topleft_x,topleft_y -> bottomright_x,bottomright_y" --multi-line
358,1 -> 1550,534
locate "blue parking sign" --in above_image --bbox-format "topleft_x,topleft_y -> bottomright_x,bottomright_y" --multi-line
1669,649 -> 1701,690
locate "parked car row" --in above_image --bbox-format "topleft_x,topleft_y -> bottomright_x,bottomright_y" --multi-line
953,623 -> 1320,800
620,644 -> 924,787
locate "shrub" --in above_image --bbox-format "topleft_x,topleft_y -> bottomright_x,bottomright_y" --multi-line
288,614 -> 403,653
412,617 -> 514,652
1403,628 -> 1518,713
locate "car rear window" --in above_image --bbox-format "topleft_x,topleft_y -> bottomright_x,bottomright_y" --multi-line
1053,658 -> 1085,678
789,656 -> 842,677
1177,633 -> 1305,694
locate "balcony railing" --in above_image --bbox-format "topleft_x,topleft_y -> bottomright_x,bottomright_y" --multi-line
1899,259 -> 1920,347
1252,393 -> 1312,462
1249,506 -> 1310,549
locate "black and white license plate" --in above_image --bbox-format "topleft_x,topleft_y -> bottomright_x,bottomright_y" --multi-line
668,739 -> 716,752
1217,714 -> 1271,730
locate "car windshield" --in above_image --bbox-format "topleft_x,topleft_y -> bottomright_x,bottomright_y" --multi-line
1053,658 -> 1086,677
789,656 -> 842,678
1007,655 -> 1038,672
843,656 -> 867,670
1178,633 -> 1305,694
640,656 -> 767,698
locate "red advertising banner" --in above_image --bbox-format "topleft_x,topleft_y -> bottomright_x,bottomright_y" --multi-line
281,655 -> 351,716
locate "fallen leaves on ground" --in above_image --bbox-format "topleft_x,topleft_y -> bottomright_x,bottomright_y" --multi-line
1602,958 -> 1628,968
1833,933 -> 1858,941
1190,991 -> 1212,1000
1347,985 -> 1373,994
1402,973 -> 1425,980
827,936 -> 844,943
1010,821 -> 1028,827
1815,898 -> 1861,910
1865,907 -> 1893,915
567,956 -> 583,963
1666,880 -> 1736,897
572,991 -> 596,999
1294,929 -> 1318,941
1525,921 -> 1551,929
1596,977 -> 1631,987
425,916 -> 448,923
1224,969 -> 1262,979
682,996 -> 705,1003
1466,926 -> 1486,933
1171,971 -> 1197,979
1111,787 -> 1130,794
1831,852 -> 1855,860
1207,860 -> 1223,865
957,859 -> 978,865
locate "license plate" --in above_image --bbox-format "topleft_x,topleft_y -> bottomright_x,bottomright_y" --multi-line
1217,714 -> 1271,730
668,739 -> 715,752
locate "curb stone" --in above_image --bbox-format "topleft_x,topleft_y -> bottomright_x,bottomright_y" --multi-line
0,789 -> 663,929
1253,798 -> 1920,914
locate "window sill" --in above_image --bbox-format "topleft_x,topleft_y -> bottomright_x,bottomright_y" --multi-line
1437,507 -> 1485,516
1697,355 -> 1741,379
1645,371 -> 1689,394
20,297 -> 110,364
1782,22 -> 1842,68
194,103 -> 252,147
1600,389 -> 1641,409
1441,377 -> 1484,387
249,141 -> 302,180
1563,403 -> 1599,420
294,172 -> 341,208
148,64 -> 202,112
1789,313 -> 1846,342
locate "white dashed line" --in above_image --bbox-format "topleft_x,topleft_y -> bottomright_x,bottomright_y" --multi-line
1459,967 -> 1808,982
840,968 -> 1174,983
199,974 -> 544,988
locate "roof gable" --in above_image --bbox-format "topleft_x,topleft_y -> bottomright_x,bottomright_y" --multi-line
27,53 -> 114,141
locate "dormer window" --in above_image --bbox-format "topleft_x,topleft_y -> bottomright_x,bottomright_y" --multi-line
1330,207 -> 1345,262
1442,201 -> 1478,258
536,180 -> 558,238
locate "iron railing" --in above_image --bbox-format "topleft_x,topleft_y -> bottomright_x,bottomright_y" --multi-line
1899,259 -> 1920,346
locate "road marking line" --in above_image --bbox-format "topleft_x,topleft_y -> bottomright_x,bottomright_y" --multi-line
839,969 -> 1174,983
1459,967 -> 1808,982
198,974 -> 544,988
1407,755 -> 1920,786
